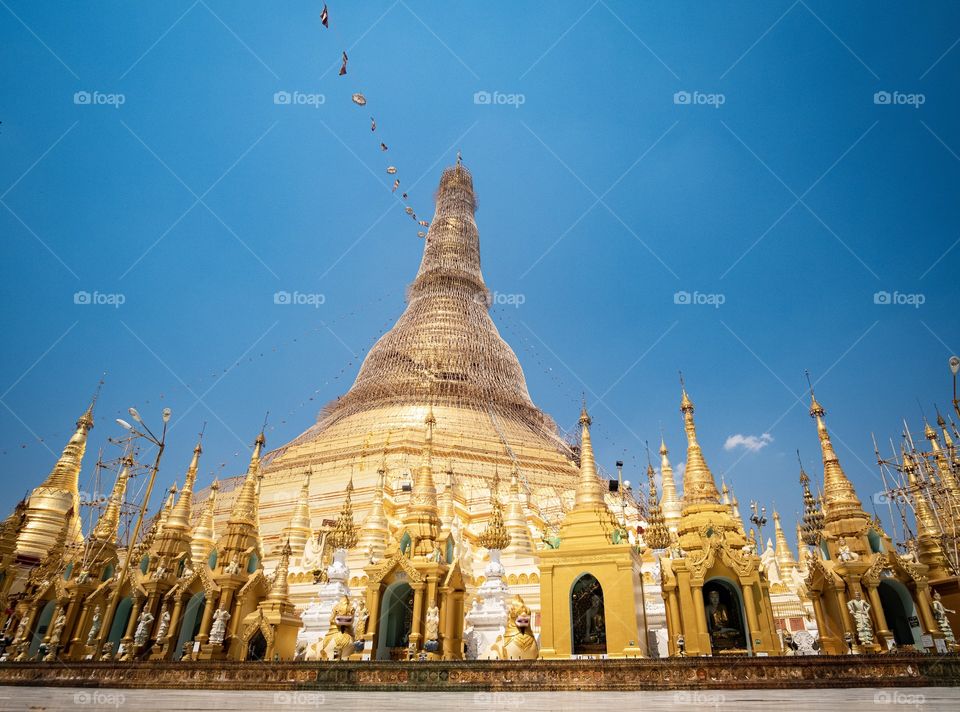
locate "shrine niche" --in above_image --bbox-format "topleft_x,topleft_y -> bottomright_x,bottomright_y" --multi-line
571,574 -> 606,655
703,579 -> 747,653
376,581 -> 414,660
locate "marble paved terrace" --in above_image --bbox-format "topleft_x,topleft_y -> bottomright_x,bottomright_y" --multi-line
2,687 -> 959,711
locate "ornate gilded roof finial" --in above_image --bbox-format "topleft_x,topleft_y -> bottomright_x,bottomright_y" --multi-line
644,441 -> 670,550
478,466 -> 511,551
798,450 -> 824,548
573,403 -> 604,508
282,468 -> 313,558
658,429 -> 681,530
902,450 -> 939,537
91,455 -> 132,542
773,509 -> 798,572
677,376 -> 721,507
191,479 -> 219,564
330,476 -> 359,551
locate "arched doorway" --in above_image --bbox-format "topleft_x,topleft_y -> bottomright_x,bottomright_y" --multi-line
174,592 -> 205,660
107,597 -> 133,650
571,573 -> 606,655
376,582 -> 413,660
28,600 -> 56,658
703,578 -> 748,653
247,630 -> 268,661
878,580 -> 921,647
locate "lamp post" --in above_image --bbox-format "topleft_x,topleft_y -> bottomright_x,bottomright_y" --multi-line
750,500 -> 768,543
94,407 -> 170,652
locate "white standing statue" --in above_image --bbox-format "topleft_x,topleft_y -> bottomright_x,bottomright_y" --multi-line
847,591 -> 873,646
86,606 -> 102,646
155,605 -> 171,641
932,591 -> 957,649
760,539 -> 782,585
133,608 -> 154,648
425,605 -> 440,643
209,608 -> 231,646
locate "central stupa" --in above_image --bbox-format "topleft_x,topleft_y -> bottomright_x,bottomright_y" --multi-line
256,163 -> 580,565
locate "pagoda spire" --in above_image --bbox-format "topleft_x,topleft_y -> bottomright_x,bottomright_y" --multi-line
358,464 -> 390,561
478,469 -> 511,552
190,480 -> 219,565
228,431 -> 266,527
330,477 -> 359,551
658,436 -> 681,531
282,469 -> 313,559
926,420 -> 960,494
91,456 -> 132,542
403,410 -> 441,557
902,451 -> 940,538
16,398 -> 97,559
644,455 -> 670,550
679,382 -> 721,507
773,510 -> 798,574
165,439 -> 202,533
267,538 -> 292,603
573,404 -> 605,509
504,468 -> 534,554
808,388 -> 869,528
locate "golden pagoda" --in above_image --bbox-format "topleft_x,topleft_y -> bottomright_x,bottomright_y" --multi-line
256,163 -> 580,604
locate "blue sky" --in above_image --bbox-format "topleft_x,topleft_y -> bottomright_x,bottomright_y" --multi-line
2,1 -> 958,548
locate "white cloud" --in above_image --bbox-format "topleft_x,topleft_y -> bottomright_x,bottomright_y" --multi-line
723,432 -> 773,453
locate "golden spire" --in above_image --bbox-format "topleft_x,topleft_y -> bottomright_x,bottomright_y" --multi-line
926,419 -> 960,494
573,404 -> 605,508
504,468 -> 534,553
282,469 -> 313,558
720,476 -> 730,505
478,469 -> 511,551
358,464 -> 390,559
729,484 -> 746,534
91,455 -> 132,542
157,484 -> 177,533
267,538 -> 292,602
679,383 -> 721,507
190,480 -> 219,564
902,451 -> 939,538
403,410 -> 441,556
773,510 -> 798,573
808,388 -> 868,528
658,435 -> 681,530
165,440 -> 202,533
39,400 -> 95,491
330,477 -> 359,551
228,431 -> 266,526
